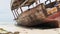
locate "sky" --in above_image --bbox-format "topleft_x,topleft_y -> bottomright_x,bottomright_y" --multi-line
0,0 -> 15,25
0,0 -> 56,25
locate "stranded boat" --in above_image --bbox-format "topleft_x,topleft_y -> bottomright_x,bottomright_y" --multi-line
10,0 -> 60,28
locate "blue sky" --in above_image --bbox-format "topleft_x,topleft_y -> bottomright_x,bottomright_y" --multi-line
0,0 -> 14,22
0,0 -> 16,25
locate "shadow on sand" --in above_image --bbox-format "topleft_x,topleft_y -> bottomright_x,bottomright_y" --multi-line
16,22 -> 58,29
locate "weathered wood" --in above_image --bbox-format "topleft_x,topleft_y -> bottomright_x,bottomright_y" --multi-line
11,0 -> 60,28
11,10 -> 16,19
45,0 -> 51,4
20,7 -> 23,13
16,3 -> 47,26
16,9 -> 19,16
11,0 -> 38,10
11,0 -> 25,10
14,10 -> 18,17
20,0 -> 28,7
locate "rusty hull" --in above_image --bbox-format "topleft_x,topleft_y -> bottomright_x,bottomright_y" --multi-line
15,4 -> 60,28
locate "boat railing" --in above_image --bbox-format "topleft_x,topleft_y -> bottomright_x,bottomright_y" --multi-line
11,0 -> 60,20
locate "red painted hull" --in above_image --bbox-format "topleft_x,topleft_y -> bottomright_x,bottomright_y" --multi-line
47,11 -> 60,19
36,11 -> 60,28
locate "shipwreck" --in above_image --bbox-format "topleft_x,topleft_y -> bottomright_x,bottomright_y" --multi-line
10,0 -> 60,28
